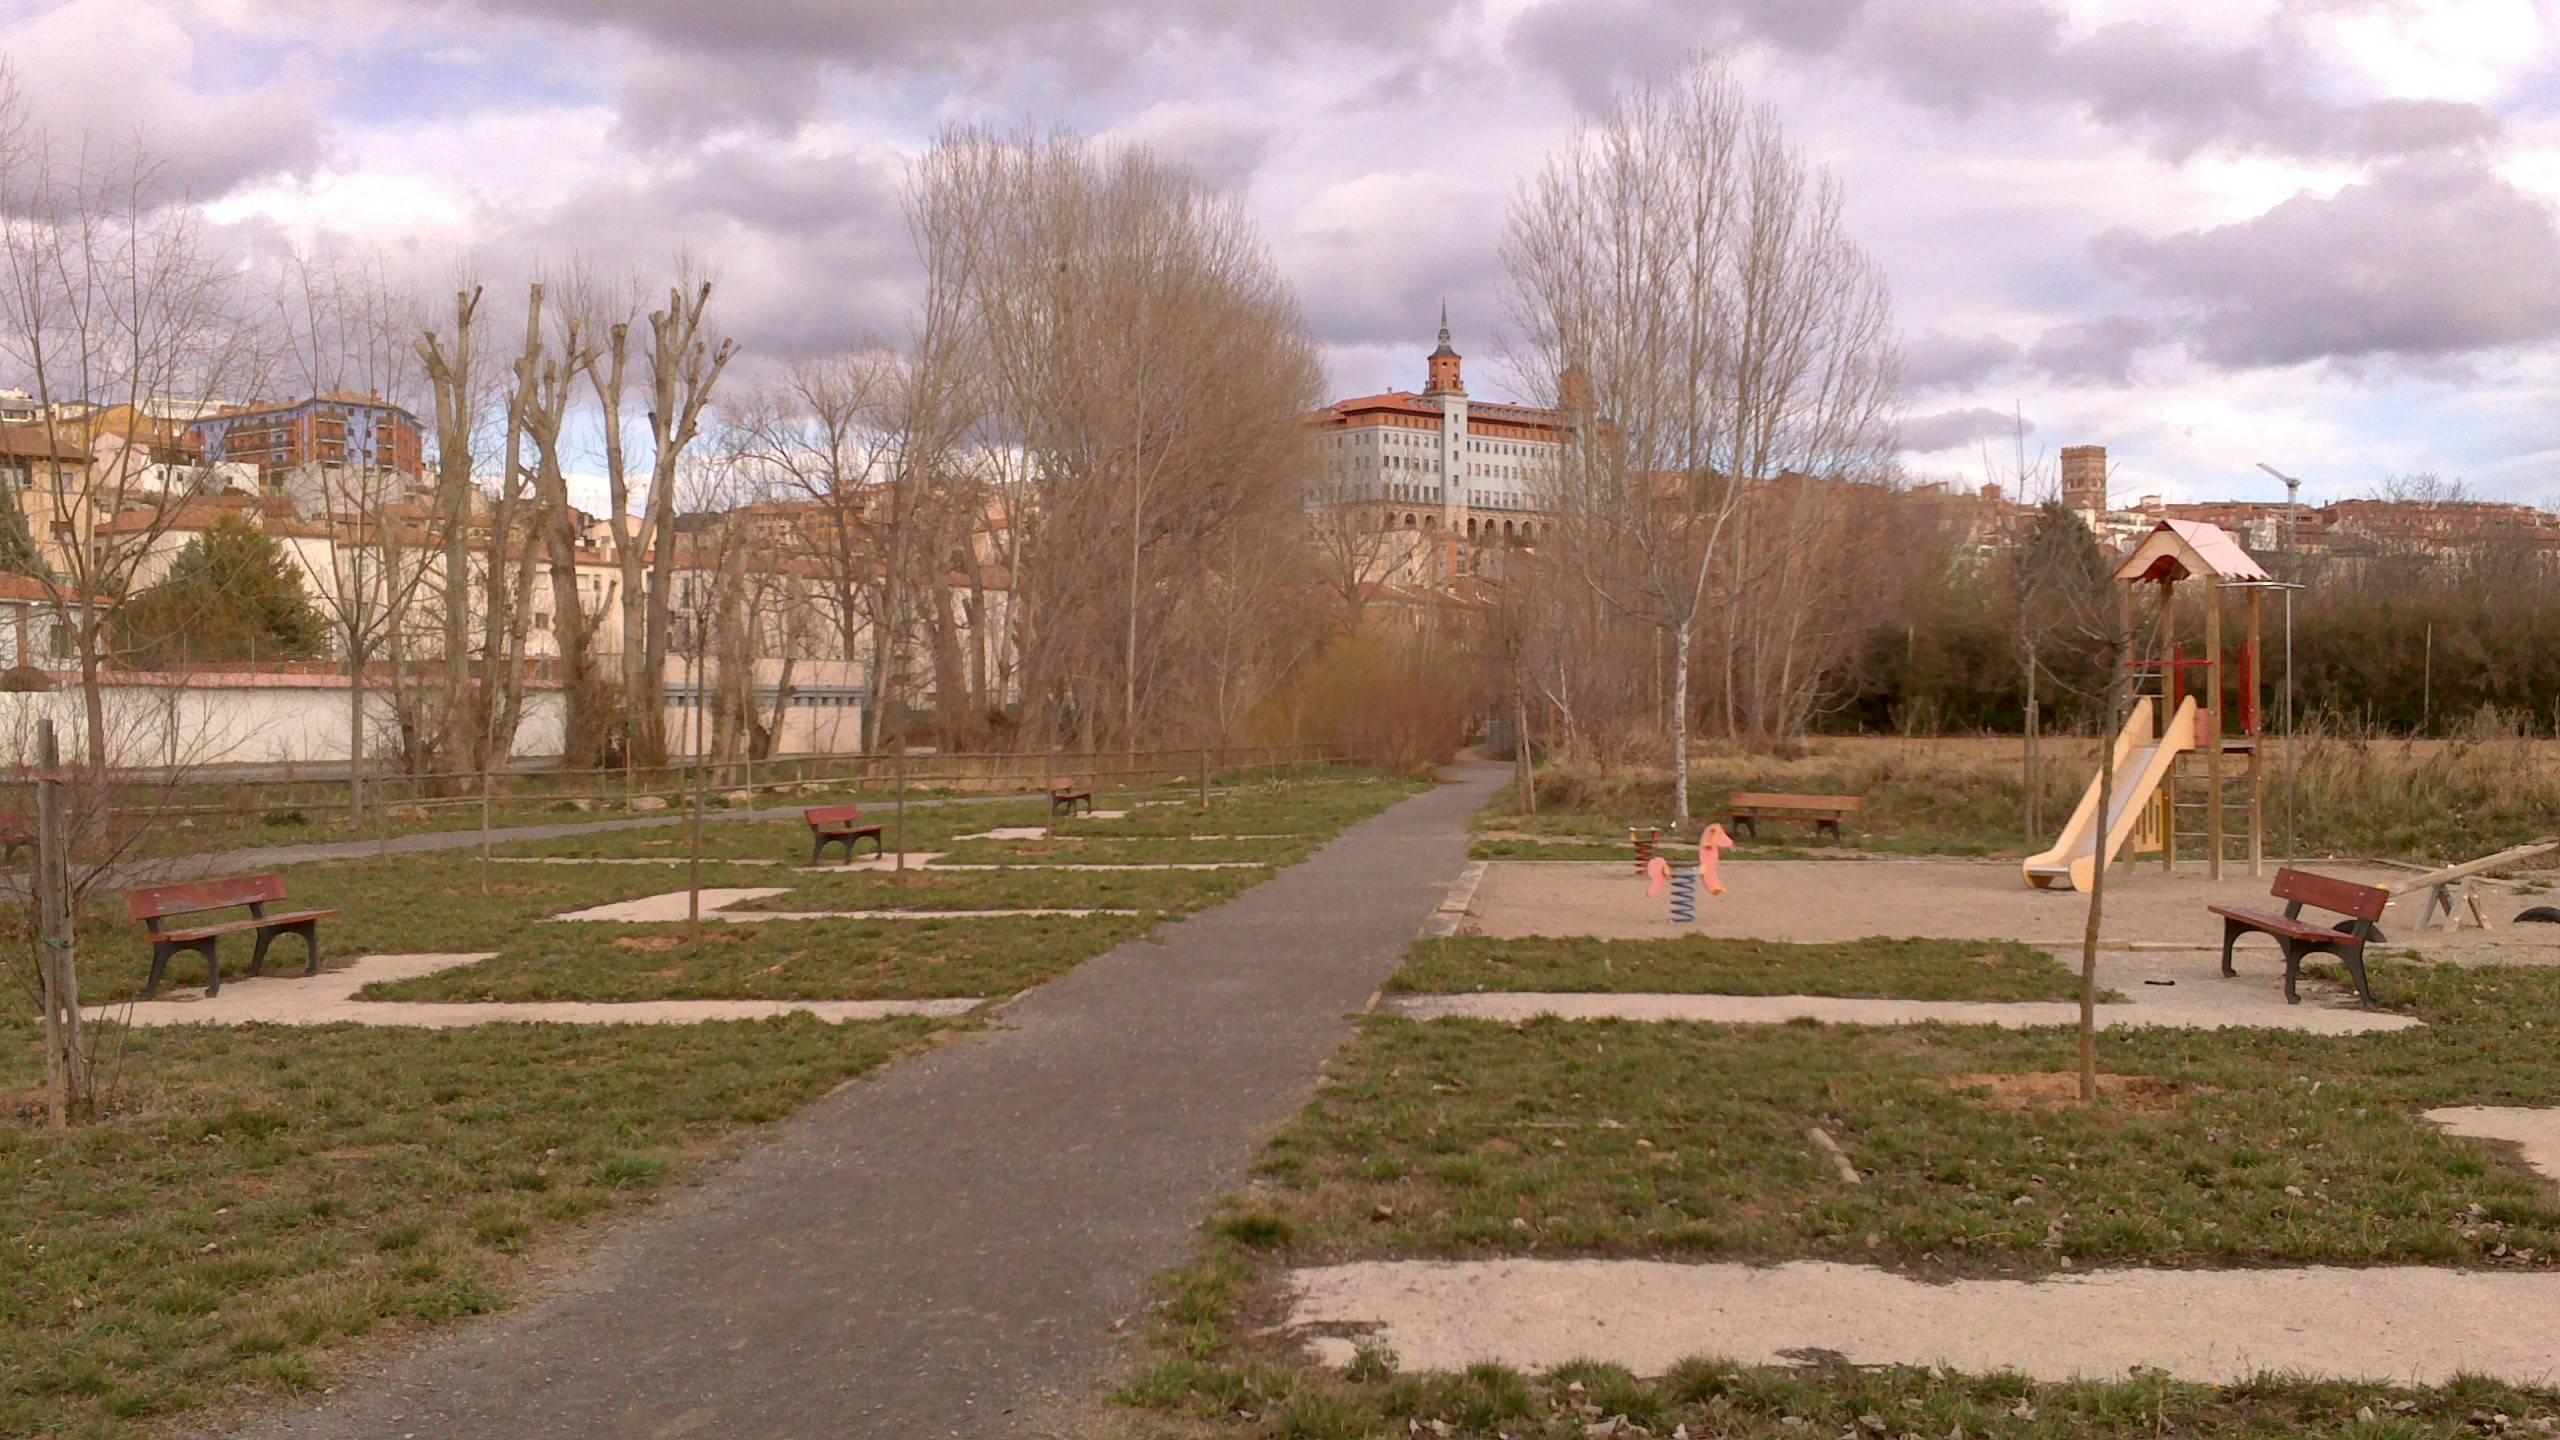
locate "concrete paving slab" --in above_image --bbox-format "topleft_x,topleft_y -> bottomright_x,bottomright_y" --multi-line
90,953 -> 983,1028
547,886 -> 1143,924
1384,990 -> 2415,1034
1469,859 -> 2559,965
493,855 -> 791,867
1382,947 -> 2418,1034
547,888 -> 794,922
922,861 -> 1269,872
734,908 -> 1146,921
2427,1106 -> 2560,1184
498,853 -> 944,871
1285,1257 -> 2560,1385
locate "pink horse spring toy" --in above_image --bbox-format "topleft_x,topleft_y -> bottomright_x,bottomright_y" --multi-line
1698,824 -> 1735,896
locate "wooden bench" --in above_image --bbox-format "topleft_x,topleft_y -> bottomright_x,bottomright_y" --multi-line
127,874 -> 337,998
1727,792 -> 1862,843
1048,778 -> 1095,820
804,804 -> 885,864
0,812 -> 29,866
2208,867 -> 2387,1006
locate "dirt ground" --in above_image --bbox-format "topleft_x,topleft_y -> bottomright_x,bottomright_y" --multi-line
1467,859 -> 2559,964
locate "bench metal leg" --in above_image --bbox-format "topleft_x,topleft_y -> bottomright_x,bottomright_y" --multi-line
147,937 -> 221,998
2219,918 -> 2246,978
2277,939 -> 2305,1004
1730,815 -> 1756,840
247,923 -> 323,979
2337,942 -> 2373,1006
813,833 -> 846,865
1816,818 -> 1841,843
856,830 -> 884,860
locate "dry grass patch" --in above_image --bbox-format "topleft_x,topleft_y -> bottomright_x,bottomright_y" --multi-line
1941,1071 -> 2195,1112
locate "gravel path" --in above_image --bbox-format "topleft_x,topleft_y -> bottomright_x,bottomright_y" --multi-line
212,764 -> 1498,1440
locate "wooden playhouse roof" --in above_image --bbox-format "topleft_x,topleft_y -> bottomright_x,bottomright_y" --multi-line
2111,518 -> 2272,584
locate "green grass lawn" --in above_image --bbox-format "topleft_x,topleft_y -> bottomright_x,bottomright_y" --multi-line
1111,954 -> 2560,1438
360,913 -> 1161,1001
718,864 -> 1259,914
67,856 -> 793,1003
1389,935 -> 2086,1001
0,1014 -> 942,1440
931,835 -> 1306,865
4,769 -> 1423,1438
1245,959 -> 2560,1272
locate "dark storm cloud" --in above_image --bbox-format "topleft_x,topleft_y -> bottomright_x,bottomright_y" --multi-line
612,51 -> 831,146
2027,314 -> 2159,386
1901,329 -> 2021,392
495,142 -> 920,361
1902,405 -> 2027,452
2093,159 -> 2560,368
1503,0 -> 2499,163
414,0 -> 1459,79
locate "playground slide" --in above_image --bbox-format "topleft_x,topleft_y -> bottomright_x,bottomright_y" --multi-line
2022,694 -> 2199,892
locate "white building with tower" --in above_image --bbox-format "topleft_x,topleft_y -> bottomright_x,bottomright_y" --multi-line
1308,309 -> 1561,589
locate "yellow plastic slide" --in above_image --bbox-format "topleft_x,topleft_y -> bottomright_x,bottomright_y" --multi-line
2022,694 -> 2199,892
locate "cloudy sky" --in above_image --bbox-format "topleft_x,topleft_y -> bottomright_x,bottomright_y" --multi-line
7,0 -> 2558,507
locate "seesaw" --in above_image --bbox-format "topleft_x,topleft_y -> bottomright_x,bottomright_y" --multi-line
2382,837 -> 2560,931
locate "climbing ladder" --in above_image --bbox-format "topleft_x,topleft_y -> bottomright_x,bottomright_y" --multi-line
2162,739 -> 2262,879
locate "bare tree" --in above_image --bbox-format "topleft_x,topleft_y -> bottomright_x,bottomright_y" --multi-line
0,79 -> 272,784
268,247 -> 431,818
1503,60 -> 1897,819
916,126 -> 1322,749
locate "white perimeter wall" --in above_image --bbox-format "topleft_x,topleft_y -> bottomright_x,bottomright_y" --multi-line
0,682 -> 872,770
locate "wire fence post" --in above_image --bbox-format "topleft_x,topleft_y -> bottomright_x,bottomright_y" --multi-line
1199,747 -> 1211,809
893,744 -> 908,873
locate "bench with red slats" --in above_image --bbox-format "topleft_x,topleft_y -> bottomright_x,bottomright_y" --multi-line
125,873 -> 337,998
2207,866 -> 2386,1005
804,804 -> 886,864
1046,778 -> 1095,819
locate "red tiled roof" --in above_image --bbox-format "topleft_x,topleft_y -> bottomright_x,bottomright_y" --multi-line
0,426 -> 88,461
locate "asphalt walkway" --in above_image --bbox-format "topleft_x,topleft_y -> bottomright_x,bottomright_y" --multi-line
216,763 -> 1499,1440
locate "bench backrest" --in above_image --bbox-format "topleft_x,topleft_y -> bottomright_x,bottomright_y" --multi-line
1047,777 -> 1083,792
804,804 -> 863,827
1729,792 -> 1863,813
2271,866 -> 2388,923
125,873 -> 288,922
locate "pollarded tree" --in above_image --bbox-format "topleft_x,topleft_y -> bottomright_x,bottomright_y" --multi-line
115,512 -> 329,667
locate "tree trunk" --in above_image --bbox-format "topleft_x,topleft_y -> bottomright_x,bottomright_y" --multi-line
2080,663 -> 2120,1105
349,660 -> 368,822
1671,620 -> 1692,822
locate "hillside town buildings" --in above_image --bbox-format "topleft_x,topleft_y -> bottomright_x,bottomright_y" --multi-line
0,391 -> 1022,753
1953,443 -> 2560,568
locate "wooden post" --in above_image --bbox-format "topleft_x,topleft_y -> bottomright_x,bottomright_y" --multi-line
1199,747 -> 1211,809
893,745 -> 908,873
479,762 -> 493,897
34,719 -> 85,1129
2246,587 -> 2265,877
2205,573 -> 2224,882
